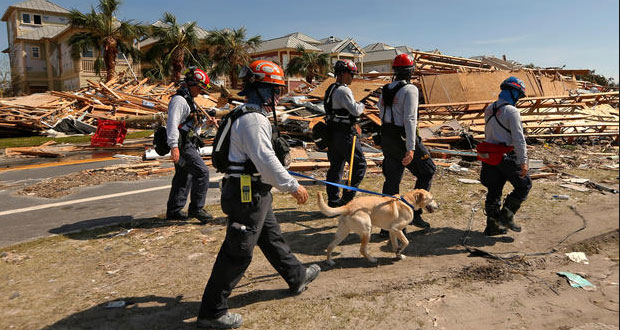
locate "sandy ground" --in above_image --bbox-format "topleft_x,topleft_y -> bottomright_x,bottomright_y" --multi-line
0,145 -> 618,330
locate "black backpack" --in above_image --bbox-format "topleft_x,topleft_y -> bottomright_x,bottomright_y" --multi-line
153,89 -> 199,156
212,107 -> 261,173
153,126 -> 170,156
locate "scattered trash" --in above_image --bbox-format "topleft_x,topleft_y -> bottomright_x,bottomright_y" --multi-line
106,269 -> 121,275
105,300 -> 127,308
560,184 -> 590,192
528,159 -> 545,170
557,272 -> 596,290
114,229 -> 133,237
564,178 -> 590,184
448,163 -> 469,173
586,181 -> 619,194
552,195 -> 570,200
565,252 -> 589,264
457,178 -> 480,184
9,292 -> 20,300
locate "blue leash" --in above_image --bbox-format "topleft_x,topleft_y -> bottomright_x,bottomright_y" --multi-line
288,171 -> 417,210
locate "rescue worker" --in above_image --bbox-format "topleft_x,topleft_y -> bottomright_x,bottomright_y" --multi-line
324,59 -> 367,207
165,68 -> 214,222
197,60 -> 320,329
378,54 -> 436,236
478,76 -> 531,236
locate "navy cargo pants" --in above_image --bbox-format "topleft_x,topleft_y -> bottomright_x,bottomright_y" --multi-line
166,140 -> 210,215
382,136 -> 436,195
198,177 -> 306,319
326,129 -> 367,204
480,152 -> 532,212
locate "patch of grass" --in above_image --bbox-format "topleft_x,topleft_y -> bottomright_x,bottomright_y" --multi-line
0,130 -> 153,149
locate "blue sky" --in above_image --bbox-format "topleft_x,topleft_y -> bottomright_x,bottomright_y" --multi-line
1,0 -> 618,81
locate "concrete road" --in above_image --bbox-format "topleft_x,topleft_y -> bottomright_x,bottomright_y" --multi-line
0,158 -> 222,248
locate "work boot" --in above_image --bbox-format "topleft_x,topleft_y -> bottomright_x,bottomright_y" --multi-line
410,210 -> 431,230
166,210 -> 188,221
197,312 -> 243,329
483,213 -> 507,236
498,197 -> 523,232
290,264 -> 321,295
188,209 -> 214,224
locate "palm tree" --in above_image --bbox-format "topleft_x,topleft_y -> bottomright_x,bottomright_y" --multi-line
145,12 -> 201,82
68,0 -> 144,82
285,46 -> 330,84
204,28 -> 261,89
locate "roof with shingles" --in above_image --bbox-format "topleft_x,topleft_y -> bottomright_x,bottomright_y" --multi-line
283,32 -> 320,45
138,21 -> 211,48
363,42 -> 394,52
2,0 -> 70,21
16,24 -> 68,40
363,45 -> 414,63
252,35 -> 321,53
316,38 -> 365,55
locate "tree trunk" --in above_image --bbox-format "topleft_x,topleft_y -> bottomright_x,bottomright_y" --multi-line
230,72 -> 238,89
103,38 -> 118,82
171,48 -> 185,83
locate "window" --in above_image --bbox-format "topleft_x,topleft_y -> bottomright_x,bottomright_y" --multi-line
32,46 -> 40,58
22,13 -> 31,23
33,15 -> 42,25
82,47 -> 94,58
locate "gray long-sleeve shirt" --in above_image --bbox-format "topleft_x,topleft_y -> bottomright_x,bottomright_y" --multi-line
331,84 -> 365,117
378,81 -> 419,151
166,94 -> 198,148
484,100 -> 528,164
228,104 -> 299,193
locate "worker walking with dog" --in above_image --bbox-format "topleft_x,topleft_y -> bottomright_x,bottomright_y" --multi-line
323,59 -> 367,207
377,54 -> 436,236
477,76 -> 532,236
165,68 -> 214,222
196,60 -> 320,329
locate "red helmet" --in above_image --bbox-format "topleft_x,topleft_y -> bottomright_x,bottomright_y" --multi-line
334,59 -> 358,75
393,54 -> 414,68
185,67 -> 210,89
240,60 -> 286,86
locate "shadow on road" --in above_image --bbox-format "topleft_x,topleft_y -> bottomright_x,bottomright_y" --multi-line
43,289 -> 305,330
48,215 -> 228,241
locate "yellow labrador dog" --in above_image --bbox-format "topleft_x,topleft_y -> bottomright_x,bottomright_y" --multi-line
317,190 -> 438,265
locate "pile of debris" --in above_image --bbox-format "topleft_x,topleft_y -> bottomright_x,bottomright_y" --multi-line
0,77 -> 221,137
287,70 -> 620,148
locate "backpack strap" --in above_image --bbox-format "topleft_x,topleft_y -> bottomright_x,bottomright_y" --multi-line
486,102 -> 512,134
175,88 -> 200,129
381,81 -> 408,124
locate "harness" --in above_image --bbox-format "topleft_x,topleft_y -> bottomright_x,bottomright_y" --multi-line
324,83 -> 359,129
379,81 -> 409,158
476,102 -> 515,165
175,88 -> 205,148
486,102 -> 512,134
213,105 -> 290,176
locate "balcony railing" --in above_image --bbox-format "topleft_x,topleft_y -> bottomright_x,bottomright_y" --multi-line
80,59 -> 140,75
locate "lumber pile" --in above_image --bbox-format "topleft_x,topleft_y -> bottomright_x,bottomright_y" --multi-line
0,77 -> 219,137
294,70 -> 619,146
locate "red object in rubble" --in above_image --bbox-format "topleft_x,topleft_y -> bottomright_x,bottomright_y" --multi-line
90,120 -> 127,147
